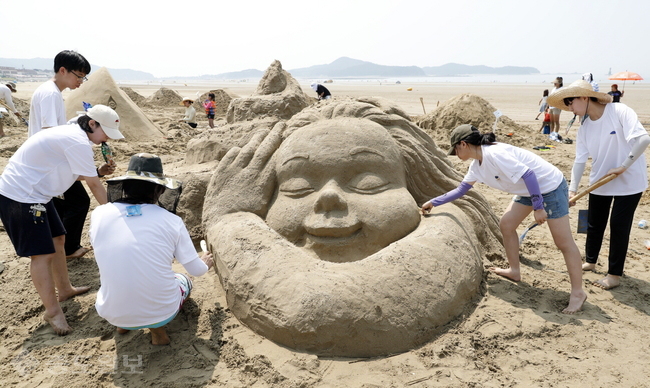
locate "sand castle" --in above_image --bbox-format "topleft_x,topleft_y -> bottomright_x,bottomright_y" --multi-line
65,67 -> 165,141
197,71 -> 503,355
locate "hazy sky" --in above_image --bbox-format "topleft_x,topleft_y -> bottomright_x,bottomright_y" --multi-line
2,0 -> 649,78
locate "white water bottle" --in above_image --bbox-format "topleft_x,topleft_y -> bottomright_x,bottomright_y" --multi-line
639,220 -> 648,229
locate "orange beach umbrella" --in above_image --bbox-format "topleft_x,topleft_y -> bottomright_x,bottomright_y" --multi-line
609,71 -> 643,91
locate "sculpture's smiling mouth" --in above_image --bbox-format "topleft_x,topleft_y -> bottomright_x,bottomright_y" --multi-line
305,224 -> 362,246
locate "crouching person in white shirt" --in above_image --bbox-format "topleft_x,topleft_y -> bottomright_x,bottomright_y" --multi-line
90,153 -> 213,345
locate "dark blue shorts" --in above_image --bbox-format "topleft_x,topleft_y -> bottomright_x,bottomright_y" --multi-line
206,113 -> 215,119
0,194 -> 66,257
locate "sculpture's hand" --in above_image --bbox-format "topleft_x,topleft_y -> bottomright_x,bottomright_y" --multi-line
205,122 -> 284,220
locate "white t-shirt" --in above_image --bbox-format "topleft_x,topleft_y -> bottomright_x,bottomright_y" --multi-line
0,84 -> 18,113
0,124 -> 96,203
90,202 -> 206,328
28,80 -> 66,137
575,103 -> 648,195
463,142 -> 565,196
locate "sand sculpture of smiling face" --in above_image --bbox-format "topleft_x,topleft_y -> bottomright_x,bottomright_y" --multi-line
202,98 -> 502,357
266,118 -> 421,263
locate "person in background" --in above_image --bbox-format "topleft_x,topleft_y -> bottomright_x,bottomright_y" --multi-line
0,105 -> 124,335
548,77 -> 563,133
90,153 -> 214,345
608,84 -> 624,103
29,50 -> 115,260
421,124 -> 587,314
0,82 -> 22,137
203,93 -> 216,129
535,89 -> 549,120
310,82 -> 331,100
582,72 -> 599,92
548,80 -> 650,290
179,97 -> 197,128
539,107 -> 551,134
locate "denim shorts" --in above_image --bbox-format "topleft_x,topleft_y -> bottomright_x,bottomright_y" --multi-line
513,178 -> 569,219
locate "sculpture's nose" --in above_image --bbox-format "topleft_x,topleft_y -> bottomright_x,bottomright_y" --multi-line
313,181 -> 348,213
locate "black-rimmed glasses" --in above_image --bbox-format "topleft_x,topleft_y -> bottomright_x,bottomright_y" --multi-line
70,70 -> 88,82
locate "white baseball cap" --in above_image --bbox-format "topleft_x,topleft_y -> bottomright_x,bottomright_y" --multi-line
86,105 -> 124,139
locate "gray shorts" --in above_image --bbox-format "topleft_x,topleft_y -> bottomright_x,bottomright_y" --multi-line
549,107 -> 561,115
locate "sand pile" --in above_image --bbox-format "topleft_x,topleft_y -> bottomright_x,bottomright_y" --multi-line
146,87 -> 183,107
194,89 -> 238,117
226,60 -> 310,123
120,87 -> 149,108
415,93 -> 548,151
0,96 -> 29,128
66,67 -> 165,142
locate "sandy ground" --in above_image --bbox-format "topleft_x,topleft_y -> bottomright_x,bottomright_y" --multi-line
1,80 -> 650,387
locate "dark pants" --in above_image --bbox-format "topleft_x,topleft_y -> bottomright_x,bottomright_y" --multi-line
585,192 -> 642,276
53,181 -> 90,256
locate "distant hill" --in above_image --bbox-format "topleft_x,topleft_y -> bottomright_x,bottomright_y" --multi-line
0,57 -> 155,80
200,69 -> 264,79
288,57 -> 426,78
422,63 -> 539,76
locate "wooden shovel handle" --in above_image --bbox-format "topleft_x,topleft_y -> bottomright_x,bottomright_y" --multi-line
569,174 -> 617,203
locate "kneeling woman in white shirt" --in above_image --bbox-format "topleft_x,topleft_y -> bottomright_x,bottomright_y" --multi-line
422,124 -> 586,314
90,153 -> 213,345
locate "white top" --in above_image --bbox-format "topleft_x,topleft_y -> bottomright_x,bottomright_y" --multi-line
463,142 -> 564,196
28,80 -> 66,137
0,124 -> 96,203
0,84 -> 17,113
90,202 -> 207,327
183,106 -> 196,123
575,103 -> 648,195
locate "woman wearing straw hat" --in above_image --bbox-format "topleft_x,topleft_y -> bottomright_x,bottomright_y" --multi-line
548,80 -> 650,290
90,153 -> 213,345
179,97 -> 197,128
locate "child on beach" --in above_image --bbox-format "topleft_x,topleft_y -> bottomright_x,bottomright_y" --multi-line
535,89 -> 549,120
179,97 -> 197,128
539,108 -> 551,134
203,93 -> 216,129
421,124 -> 587,314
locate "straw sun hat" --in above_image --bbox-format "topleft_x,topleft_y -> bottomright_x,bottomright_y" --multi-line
547,80 -> 612,111
179,97 -> 194,105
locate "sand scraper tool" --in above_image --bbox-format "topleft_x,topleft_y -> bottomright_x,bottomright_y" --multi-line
518,174 -> 617,243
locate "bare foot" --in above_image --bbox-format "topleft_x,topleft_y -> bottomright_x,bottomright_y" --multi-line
489,267 -> 521,282
116,327 -> 129,334
150,327 -> 170,345
66,247 -> 92,260
562,290 -> 587,314
582,262 -> 596,271
43,312 -> 72,335
593,275 -> 620,290
58,286 -> 91,302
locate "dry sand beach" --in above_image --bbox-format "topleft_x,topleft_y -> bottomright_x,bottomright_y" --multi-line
1,76 -> 650,387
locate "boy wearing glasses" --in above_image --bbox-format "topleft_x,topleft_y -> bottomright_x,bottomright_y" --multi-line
28,50 -> 90,137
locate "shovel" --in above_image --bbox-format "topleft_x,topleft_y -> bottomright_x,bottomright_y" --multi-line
518,174 -> 617,242
574,174 -> 617,234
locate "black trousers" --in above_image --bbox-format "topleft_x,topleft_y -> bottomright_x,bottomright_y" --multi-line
53,181 -> 90,256
585,192 -> 642,276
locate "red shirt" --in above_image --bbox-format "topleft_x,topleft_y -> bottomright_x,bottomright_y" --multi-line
543,113 -> 551,122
